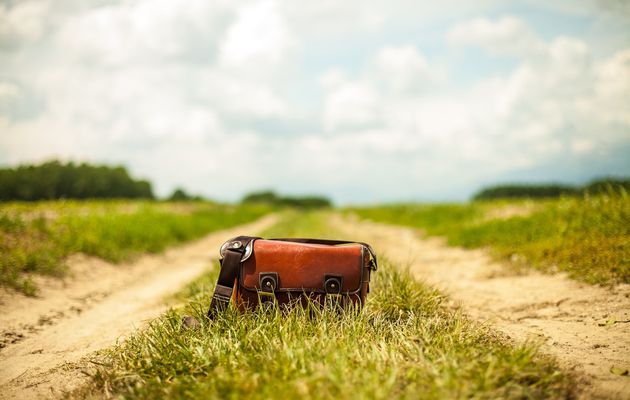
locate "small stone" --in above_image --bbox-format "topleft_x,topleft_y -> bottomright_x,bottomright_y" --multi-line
610,366 -> 629,376
182,316 -> 201,330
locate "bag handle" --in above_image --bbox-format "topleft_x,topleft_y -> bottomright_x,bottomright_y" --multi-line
207,236 -> 378,319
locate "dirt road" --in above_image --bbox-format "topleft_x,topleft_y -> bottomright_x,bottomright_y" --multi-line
0,214 -> 277,399
331,215 -> 630,399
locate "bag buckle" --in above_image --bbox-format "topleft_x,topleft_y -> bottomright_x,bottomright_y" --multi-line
258,272 -> 278,304
219,239 -> 254,261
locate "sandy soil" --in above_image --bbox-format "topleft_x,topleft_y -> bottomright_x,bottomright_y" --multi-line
331,214 -> 630,399
0,214 -> 277,399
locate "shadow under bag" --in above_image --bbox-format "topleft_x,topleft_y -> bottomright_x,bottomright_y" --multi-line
207,236 -> 378,317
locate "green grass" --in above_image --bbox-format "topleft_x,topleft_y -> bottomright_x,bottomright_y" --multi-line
349,193 -> 630,285
85,212 -> 574,399
0,200 -> 271,295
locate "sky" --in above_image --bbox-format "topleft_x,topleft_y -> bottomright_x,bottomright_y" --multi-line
0,0 -> 629,204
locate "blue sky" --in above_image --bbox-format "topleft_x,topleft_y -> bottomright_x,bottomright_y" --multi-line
0,0 -> 629,203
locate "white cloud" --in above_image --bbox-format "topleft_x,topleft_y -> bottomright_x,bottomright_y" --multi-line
323,81 -> 380,132
593,49 -> 630,125
0,82 -> 21,110
370,46 -> 444,93
319,69 -> 347,90
56,0 -> 233,66
0,1 -> 49,48
571,138 -> 594,155
322,45 -> 448,133
198,72 -> 288,118
448,16 -> 546,58
219,0 -> 294,69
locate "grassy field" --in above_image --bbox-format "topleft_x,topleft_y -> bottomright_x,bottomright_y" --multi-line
84,212 -> 574,399
0,200 -> 271,295
349,193 -> 629,285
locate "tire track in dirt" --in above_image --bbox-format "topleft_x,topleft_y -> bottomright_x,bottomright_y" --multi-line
0,214 -> 278,399
331,214 -> 630,399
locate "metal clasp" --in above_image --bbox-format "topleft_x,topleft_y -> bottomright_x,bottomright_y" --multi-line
259,272 -> 279,293
324,275 -> 343,294
219,239 -> 254,261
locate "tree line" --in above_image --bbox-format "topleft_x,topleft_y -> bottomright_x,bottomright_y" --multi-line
0,161 -> 332,205
241,190 -> 332,209
2,160 -> 624,203
0,160 -> 154,201
473,178 -> 630,200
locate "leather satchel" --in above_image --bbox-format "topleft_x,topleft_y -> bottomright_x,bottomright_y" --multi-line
207,236 -> 378,317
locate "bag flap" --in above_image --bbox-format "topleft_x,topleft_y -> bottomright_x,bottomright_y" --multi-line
238,239 -> 365,294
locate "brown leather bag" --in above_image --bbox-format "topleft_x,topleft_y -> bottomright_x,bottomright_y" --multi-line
207,236 -> 378,317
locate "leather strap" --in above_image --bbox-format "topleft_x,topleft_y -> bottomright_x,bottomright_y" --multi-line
206,236 -> 378,318
207,236 -> 258,318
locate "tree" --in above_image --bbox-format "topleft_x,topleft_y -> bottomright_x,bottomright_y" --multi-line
169,188 -> 191,201
241,190 -> 279,204
241,190 -> 332,209
0,160 -> 155,201
472,177 -> 629,200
